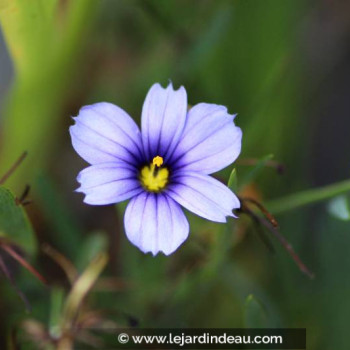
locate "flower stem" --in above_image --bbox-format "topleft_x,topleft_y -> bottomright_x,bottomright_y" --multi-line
0,151 -> 27,185
266,179 -> 350,214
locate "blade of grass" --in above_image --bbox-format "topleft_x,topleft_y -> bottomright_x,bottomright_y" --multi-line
267,179 -> 350,214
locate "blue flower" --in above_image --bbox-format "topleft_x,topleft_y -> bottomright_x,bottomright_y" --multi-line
70,83 -> 242,255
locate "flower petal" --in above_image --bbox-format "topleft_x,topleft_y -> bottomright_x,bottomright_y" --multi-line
141,83 -> 187,161
124,192 -> 189,255
76,162 -> 142,205
166,172 -> 240,223
171,103 -> 242,174
70,102 -> 143,166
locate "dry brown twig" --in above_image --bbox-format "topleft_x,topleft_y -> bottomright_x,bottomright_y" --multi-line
238,197 -> 315,279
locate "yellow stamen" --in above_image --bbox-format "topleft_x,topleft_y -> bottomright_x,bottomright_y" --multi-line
152,156 -> 163,167
140,156 -> 168,192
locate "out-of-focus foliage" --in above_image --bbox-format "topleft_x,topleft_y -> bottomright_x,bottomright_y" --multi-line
0,0 -> 350,349
244,294 -> 267,328
0,0 -> 98,190
0,186 -> 36,255
227,168 -> 238,192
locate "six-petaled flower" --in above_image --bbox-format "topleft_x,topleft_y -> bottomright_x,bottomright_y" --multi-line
70,83 -> 242,255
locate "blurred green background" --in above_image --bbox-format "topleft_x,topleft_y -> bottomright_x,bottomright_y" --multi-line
0,0 -> 350,349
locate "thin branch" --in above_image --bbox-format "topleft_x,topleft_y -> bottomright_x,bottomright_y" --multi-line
237,158 -> 285,174
237,206 -> 275,254
20,185 -> 31,202
0,254 -> 31,311
20,200 -> 32,206
242,205 -> 314,279
241,197 -> 279,228
15,185 -> 32,206
0,152 -> 28,185
1,245 -> 47,285
42,244 -> 78,285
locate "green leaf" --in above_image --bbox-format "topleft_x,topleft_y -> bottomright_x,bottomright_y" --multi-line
0,0 -> 58,75
328,195 -> 350,221
36,174 -> 83,259
267,178 -> 350,214
177,2 -> 233,77
244,294 -> 267,328
227,168 -> 238,192
62,253 -> 108,328
239,154 -> 274,188
0,186 -> 37,255
75,231 -> 109,272
49,286 -> 65,338
0,0 -> 98,189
